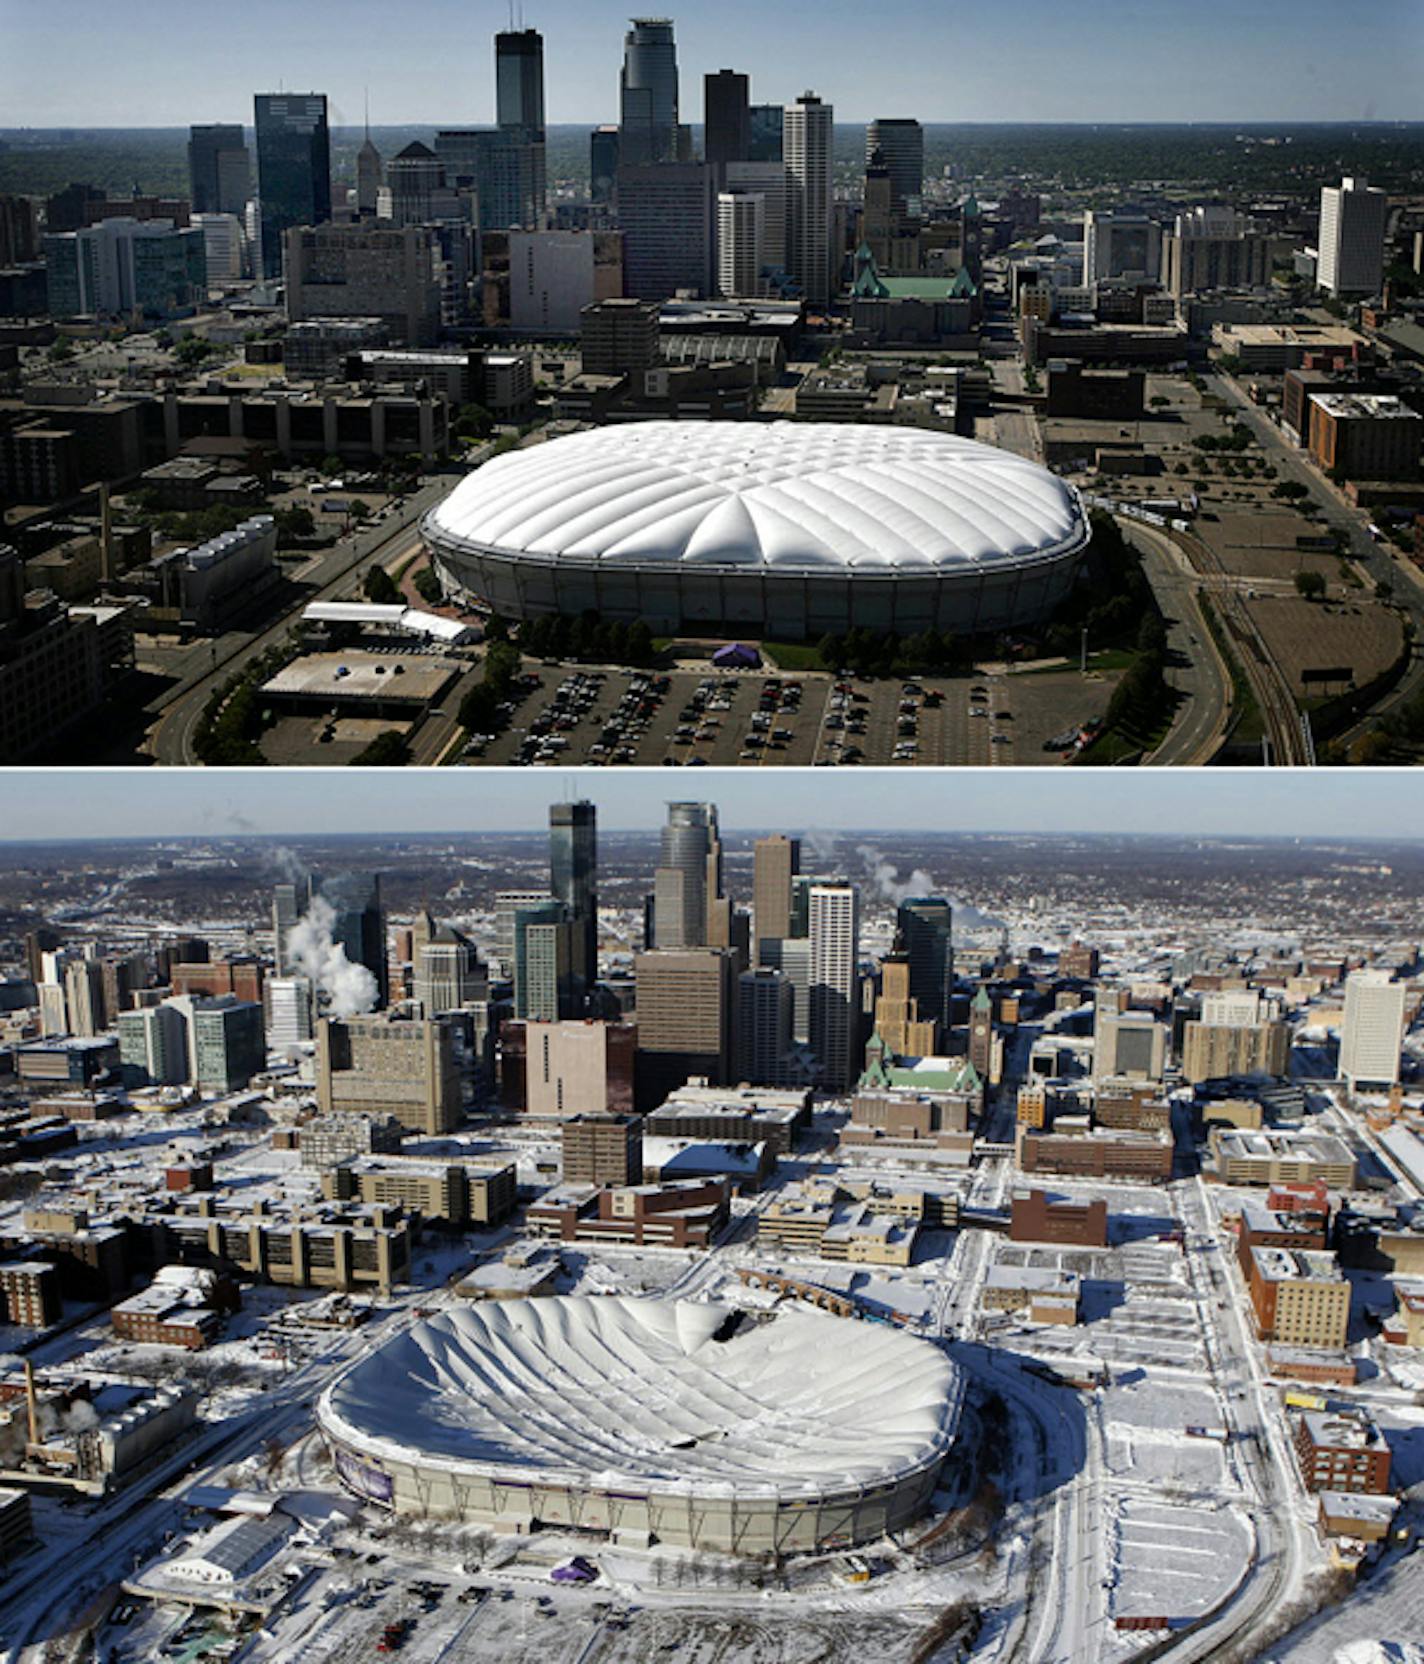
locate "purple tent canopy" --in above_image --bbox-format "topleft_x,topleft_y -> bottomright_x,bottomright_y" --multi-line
712,642 -> 761,668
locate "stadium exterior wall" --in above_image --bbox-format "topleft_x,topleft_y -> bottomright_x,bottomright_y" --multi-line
425,538 -> 1085,638
320,1423 -> 947,1554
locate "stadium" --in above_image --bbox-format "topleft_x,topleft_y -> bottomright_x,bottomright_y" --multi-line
316,1296 -> 963,1555
423,422 -> 1090,638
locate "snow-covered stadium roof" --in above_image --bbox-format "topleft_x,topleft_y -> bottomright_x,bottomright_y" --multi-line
424,422 -> 1088,576
318,1296 -> 958,1499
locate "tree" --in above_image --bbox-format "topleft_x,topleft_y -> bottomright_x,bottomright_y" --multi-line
348,498 -> 370,521
349,730 -> 411,765
413,567 -> 442,605
48,336 -> 76,362
1294,569 -> 1327,601
455,402 -> 495,440
174,335 -> 215,367
363,564 -> 399,604
275,504 -> 316,542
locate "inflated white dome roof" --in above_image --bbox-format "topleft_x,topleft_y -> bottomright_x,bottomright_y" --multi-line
318,1296 -> 958,1498
425,422 -> 1087,575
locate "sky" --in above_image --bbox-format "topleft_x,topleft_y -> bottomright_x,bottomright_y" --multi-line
1,769 -> 1422,842
3,0 -> 1421,128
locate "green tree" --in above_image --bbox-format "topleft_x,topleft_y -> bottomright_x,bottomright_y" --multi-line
349,730 -> 411,765
48,336 -> 75,362
363,564 -> 399,604
455,402 -> 495,440
348,499 -> 370,521
1294,569 -> 1327,601
275,504 -> 316,542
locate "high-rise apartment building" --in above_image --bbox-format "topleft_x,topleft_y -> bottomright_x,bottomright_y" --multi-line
897,897 -> 953,1031
865,119 -> 923,217
620,17 -> 681,166
254,92 -> 331,280
785,92 -> 835,307
1338,971 -> 1407,1089
723,161 -> 791,280
616,163 -> 714,300
188,123 -> 250,216
717,192 -> 764,297
809,881 -> 859,1091
267,976 -> 314,1050
495,888 -> 551,974
1318,177 -> 1388,299
316,1014 -> 462,1134
704,70 -> 751,168
62,958 -> 107,1038
550,800 -> 598,1005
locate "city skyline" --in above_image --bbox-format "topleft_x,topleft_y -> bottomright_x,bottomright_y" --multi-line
5,769 -> 1424,841
5,0 -> 1421,127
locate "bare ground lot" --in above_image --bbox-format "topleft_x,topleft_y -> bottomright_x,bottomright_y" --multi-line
1242,594 -> 1403,694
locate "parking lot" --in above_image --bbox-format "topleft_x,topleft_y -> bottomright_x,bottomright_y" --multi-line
463,659 -> 1120,768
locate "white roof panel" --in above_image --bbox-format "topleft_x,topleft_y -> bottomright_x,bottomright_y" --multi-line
425,423 -> 1088,577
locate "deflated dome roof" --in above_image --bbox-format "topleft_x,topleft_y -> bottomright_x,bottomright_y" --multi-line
424,421 -> 1088,576
318,1295 -> 959,1498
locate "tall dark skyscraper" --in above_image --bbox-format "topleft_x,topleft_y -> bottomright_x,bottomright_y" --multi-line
324,872 -> 389,1009
704,70 -> 750,168
590,125 -> 621,205
188,123 -> 250,216
620,17 -> 680,166
748,104 -> 784,163
550,800 -> 598,1005
496,27 -> 546,221
254,92 -> 331,280
897,896 -> 953,1031
866,118 -> 925,217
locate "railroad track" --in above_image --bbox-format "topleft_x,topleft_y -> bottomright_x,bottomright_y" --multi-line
1171,527 -> 1312,766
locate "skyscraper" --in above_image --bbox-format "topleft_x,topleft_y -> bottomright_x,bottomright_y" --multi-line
616,162 -> 714,299
550,800 -> 598,1005
254,92 -> 331,280
496,28 -> 547,222
865,119 -> 923,218
188,123 -> 250,216
654,802 -> 723,949
737,967 -> 794,1086
633,948 -> 736,1106
356,103 -> 383,219
748,104 -> 784,163
513,900 -> 573,1022
717,192 -> 764,297
896,897 -> 953,1031
1338,970 -> 1407,1089
273,872 -> 319,975
809,881 -> 859,1091
1083,208 -> 1162,286
324,872 -> 389,1010
620,17 -> 680,166
753,835 -> 800,950
704,70 -> 750,169
1318,177 -> 1388,299
590,125 -> 621,204
785,92 -> 835,307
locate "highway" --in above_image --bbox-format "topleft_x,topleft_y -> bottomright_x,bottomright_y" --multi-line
1126,522 -> 1235,766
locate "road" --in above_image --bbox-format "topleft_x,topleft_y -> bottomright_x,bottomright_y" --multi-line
1213,369 -> 1424,745
143,475 -> 459,766
1126,522 -> 1235,766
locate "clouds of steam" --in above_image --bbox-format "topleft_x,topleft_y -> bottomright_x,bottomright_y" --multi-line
284,894 -> 378,1019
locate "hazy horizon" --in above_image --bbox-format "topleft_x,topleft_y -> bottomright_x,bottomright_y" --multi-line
5,0 -> 1420,128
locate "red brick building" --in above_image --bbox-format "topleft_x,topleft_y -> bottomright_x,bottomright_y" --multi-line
1010,1190 -> 1108,1248
1293,1408 -> 1392,1495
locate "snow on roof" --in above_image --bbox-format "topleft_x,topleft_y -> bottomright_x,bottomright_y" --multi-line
167,1511 -> 293,1587
318,1295 -> 959,1501
424,422 -> 1088,578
